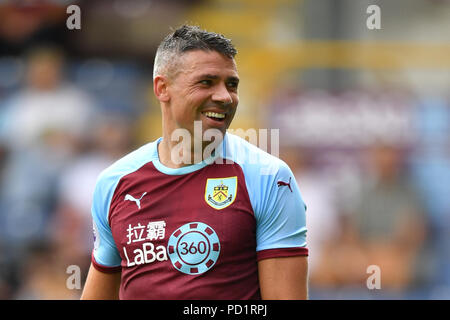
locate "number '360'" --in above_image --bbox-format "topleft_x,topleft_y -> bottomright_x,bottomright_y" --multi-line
179,241 -> 207,255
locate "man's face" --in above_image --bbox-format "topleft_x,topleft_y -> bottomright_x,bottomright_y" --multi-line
165,50 -> 239,139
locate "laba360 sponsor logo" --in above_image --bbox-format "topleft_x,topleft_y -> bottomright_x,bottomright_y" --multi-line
123,221 -> 168,267
123,242 -> 168,267
121,221 -> 221,275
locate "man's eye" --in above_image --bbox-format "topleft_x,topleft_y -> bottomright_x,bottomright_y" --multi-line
227,81 -> 238,89
200,80 -> 212,85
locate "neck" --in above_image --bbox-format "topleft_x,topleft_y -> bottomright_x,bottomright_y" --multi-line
158,130 -> 224,169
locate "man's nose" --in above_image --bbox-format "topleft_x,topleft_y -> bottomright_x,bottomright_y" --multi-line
211,83 -> 233,105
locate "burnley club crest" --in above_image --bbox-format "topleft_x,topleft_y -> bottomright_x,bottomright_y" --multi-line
204,176 -> 237,210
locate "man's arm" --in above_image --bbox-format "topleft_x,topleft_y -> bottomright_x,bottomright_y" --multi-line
258,256 -> 308,300
81,264 -> 121,300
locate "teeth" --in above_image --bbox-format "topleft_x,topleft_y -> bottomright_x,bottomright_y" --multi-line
203,112 -> 225,119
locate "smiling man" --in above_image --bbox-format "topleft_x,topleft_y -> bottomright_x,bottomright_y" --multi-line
156,46 -> 239,166
81,25 -> 308,300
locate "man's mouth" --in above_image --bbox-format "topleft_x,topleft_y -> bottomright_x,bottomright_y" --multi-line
202,111 -> 226,121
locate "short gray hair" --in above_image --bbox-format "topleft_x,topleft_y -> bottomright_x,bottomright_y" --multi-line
153,25 -> 237,80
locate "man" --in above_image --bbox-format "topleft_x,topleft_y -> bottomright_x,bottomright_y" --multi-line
81,25 -> 308,300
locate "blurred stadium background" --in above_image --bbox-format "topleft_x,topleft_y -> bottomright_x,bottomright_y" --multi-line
0,0 -> 449,299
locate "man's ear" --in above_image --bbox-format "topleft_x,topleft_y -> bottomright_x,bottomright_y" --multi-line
153,75 -> 170,103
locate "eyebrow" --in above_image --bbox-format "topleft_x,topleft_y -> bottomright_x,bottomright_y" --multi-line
197,74 -> 240,83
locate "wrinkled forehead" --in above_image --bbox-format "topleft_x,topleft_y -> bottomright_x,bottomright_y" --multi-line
176,49 -> 238,78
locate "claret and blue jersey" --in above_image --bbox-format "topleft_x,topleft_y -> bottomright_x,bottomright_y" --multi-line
91,133 -> 308,299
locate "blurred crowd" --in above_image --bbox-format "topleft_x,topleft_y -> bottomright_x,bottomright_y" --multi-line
277,94 -> 450,299
0,46 -> 138,299
0,0 -> 449,300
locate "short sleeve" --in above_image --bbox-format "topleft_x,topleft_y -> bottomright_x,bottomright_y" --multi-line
253,161 -> 308,261
91,173 -> 122,273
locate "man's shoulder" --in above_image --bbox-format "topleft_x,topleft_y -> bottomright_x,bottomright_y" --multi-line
96,138 -> 160,188
224,133 -> 289,175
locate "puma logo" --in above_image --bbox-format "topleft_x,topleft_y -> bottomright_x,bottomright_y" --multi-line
124,192 -> 147,210
277,177 -> 292,193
